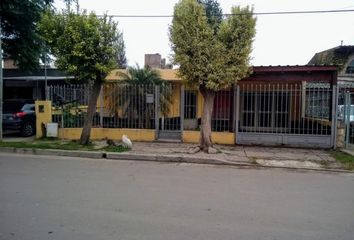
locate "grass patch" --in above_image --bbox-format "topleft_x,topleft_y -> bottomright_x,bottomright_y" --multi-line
0,140 -> 129,153
331,151 -> 354,170
100,145 -> 128,153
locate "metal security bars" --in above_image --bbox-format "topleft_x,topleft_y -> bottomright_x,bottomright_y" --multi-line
212,90 -> 234,132
48,84 -> 91,128
338,84 -> 354,148
102,83 -> 156,129
237,82 -> 334,148
48,83 -> 157,129
238,83 -> 332,134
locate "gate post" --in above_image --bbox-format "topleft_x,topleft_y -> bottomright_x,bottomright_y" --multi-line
99,85 -> 104,127
180,85 -> 185,135
331,85 -> 338,149
345,91 -> 350,148
235,85 -> 240,144
155,85 -> 160,140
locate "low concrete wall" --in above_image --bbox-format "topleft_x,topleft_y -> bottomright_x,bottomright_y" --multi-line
183,130 -> 235,145
58,128 -> 156,141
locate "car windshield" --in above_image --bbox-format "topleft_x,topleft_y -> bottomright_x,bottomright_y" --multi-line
21,104 -> 35,111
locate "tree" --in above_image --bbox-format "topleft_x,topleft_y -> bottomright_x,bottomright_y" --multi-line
0,0 -> 53,70
116,33 -> 127,68
169,0 -> 256,152
106,66 -> 172,128
39,9 -> 126,144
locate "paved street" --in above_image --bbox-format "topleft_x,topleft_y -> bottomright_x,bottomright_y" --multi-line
0,153 -> 353,240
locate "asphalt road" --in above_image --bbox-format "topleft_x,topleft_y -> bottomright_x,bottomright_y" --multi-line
0,153 -> 353,240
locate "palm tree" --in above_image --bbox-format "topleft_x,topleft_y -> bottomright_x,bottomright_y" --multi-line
105,66 -> 172,129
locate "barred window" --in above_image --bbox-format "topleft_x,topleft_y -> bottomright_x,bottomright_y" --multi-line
184,90 -> 197,119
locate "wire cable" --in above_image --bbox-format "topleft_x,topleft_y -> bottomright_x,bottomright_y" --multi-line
99,9 -> 354,18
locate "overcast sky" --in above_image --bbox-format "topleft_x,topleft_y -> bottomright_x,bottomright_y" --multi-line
55,0 -> 354,67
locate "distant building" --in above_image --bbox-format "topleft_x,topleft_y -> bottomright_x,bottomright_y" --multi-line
144,53 -> 172,69
3,58 -> 70,100
308,45 -> 354,86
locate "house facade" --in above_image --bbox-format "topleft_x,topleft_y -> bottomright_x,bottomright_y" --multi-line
39,65 -> 338,148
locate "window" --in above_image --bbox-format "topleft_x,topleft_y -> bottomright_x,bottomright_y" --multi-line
184,90 -> 197,119
345,60 -> 354,74
240,91 -> 290,130
305,84 -> 331,120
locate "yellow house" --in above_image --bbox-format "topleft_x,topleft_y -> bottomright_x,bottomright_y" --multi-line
38,65 -> 338,148
104,69 -> 234,144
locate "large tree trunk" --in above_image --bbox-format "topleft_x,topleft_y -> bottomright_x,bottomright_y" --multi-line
79,80 -> 102,145
199,85 -> 215,152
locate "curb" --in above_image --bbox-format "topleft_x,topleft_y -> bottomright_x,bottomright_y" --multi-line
0,147 -> 352,173
0,147 -> 104,159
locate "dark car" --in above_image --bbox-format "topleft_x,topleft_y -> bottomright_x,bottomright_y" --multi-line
3,99 -> 36,137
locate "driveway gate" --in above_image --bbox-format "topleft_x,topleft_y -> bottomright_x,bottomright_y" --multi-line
236,82 -> 336,148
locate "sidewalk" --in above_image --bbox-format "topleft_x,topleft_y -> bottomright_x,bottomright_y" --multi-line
107,141 -> 343,171
0,139 -> 348,171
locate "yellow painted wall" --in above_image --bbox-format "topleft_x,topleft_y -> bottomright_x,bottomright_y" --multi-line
167,83 -> 181,118
183,130 -> 235,145
35,101 -> 52,138
58,128 -> 155,141
197,91 -> 204,118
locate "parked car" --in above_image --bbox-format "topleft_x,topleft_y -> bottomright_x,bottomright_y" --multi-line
3,99 -> 36,137
337,105 -> 354,122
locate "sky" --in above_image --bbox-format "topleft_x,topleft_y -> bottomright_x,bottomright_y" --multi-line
55,0 -> 354,67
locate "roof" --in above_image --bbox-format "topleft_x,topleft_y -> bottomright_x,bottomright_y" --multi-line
106,69 -> 180,81
106,65 -> 336,82
308,45 -> 354,66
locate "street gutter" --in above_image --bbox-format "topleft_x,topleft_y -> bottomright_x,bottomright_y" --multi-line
0,147 -> 352,173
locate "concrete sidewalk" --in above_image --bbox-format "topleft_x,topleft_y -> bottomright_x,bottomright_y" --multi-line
111,141 -> 343,171
0,140 -> 347,171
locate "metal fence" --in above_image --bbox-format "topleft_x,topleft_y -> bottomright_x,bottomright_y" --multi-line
236,82 -> 334,148
102,83 -> 156,129
238,82 -> 333,135
47,81 -> 336,147
338,84 -> 354,147
212,90 -> 234,132
48,83 -> 157,129
48,84 -> 91,128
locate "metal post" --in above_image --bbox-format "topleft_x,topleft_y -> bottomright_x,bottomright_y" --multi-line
332,85 -> 338,149
154,85 -> 160,140
44,54 -> 48,100
235,85 -> 240,145
180,85 -> 185,135
345,92 -> 350,148
99,85 -> 103,127
0,19 -> 3,141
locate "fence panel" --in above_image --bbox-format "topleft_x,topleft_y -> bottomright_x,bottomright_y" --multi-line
237,82 -> 334,148
102,83 -> 156,129
47,83 -> 157,129
338,84 -> 354,148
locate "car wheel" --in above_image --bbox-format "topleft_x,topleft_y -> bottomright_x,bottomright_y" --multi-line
21,122 -> 35,137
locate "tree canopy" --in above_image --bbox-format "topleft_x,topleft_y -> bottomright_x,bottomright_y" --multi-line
39,9 -> 126,144
169,0 -> 256,151
0,0 -> 53,70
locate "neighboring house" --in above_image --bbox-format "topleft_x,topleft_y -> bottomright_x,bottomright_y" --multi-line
3,59 -> 72,100
308,45 -> 354,87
